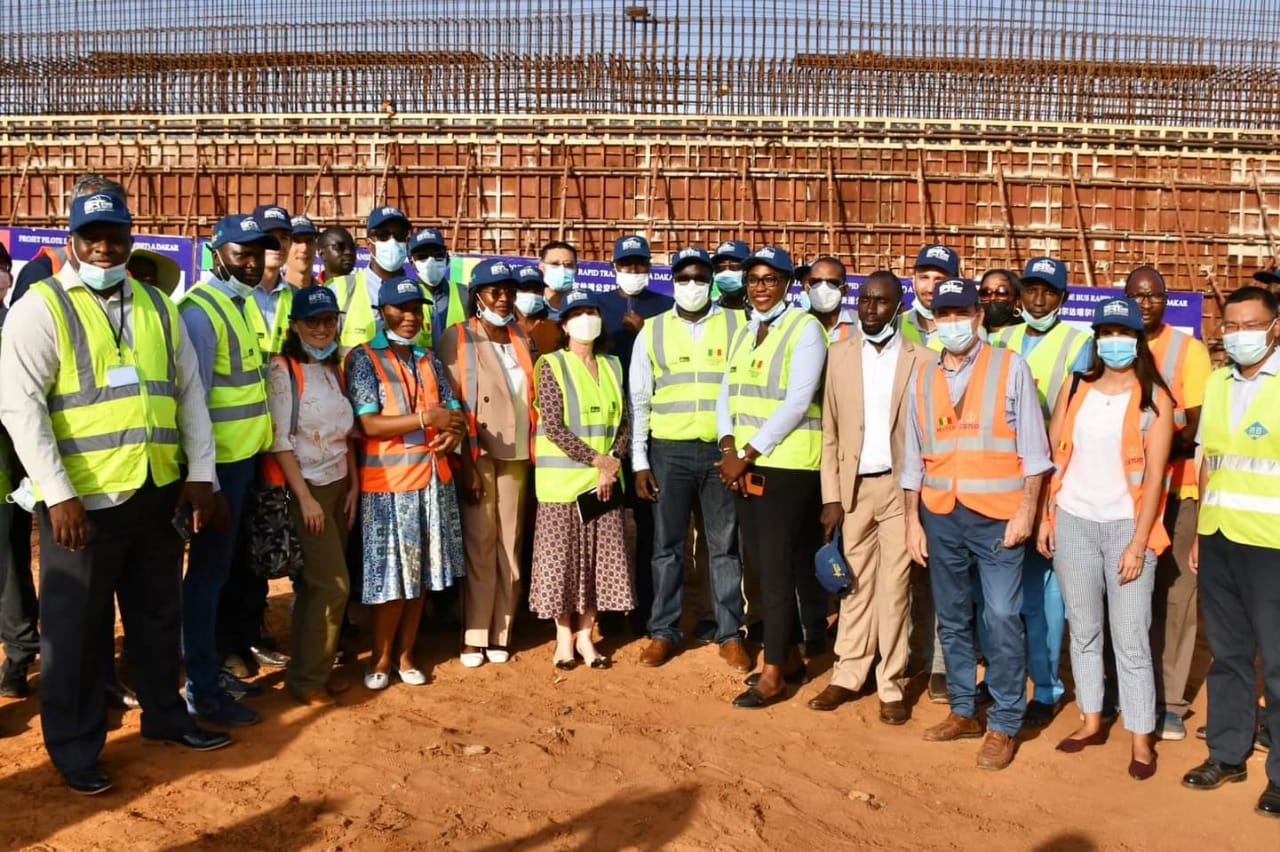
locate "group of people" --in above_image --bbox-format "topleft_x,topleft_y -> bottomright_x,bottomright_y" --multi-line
0,176 -> 1275,822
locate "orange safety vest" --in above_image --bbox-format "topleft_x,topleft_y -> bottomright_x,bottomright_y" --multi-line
355,343 -> 453,492
1147,325 -> 1195,493
260,354 -> 344,487
452,318 -> 537,462
1048,378 -> 1171,554
916,344 -> 1025,520
35,245 -> 67,273
830,322 -> 855,344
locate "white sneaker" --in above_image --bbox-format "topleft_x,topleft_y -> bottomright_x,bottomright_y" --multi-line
364,670 -> 390,690
397,668 -> 427,686
459,651 -> 485,668
484,648 -> 510,664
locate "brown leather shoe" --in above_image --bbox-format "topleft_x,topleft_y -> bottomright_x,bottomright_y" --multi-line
718,639 -> 753,673
977,731 -> 1017,770
879,700 -> 909,725
807,684 -> 857,711
639,638 -> 677,667
923,713 -> 983,742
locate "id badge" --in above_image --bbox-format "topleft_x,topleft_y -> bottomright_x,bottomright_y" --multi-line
107,365 -> 140,388
403,429 -> 427,447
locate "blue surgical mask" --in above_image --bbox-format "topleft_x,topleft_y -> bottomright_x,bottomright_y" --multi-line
1223,326 -> 1275,368
1025,307 -> 1060,333
913,299 -> 934,321
935,318 -> 976,353
373,239 -> 408,273
385,328 -> 417,346
71,243 -> 128,292
862,306 -> 900,345
479,306 -> 513,327
792,290 -> 811,312
414,257 -> 448,287
751,299 -> 789,324
714,270 -> 744,293
1097,336 -> 1137,369
543,265 -> 575,292
301,341 -> 338,360
515,292 -> 545,316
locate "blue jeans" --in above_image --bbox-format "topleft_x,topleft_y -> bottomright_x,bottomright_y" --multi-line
1021,544 -> 1066,704
922,503 -> 1027,735
182,457 -> 257,705
646,439 -> 744,645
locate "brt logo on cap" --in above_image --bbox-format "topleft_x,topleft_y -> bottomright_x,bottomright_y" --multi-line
397,280 -> 418,295
382,207 -> 402,216
84,195 -> 115,214
758,247 -> 776,259
717,242 -> 735,253
491,261 -> 509,275
309,290 -> 329,304
938,281 -> 964,296
240,219 -> 261,231
263,208 -> 286,220
1032,259 -> 1057,275
622,237 -> 642,250
1103,301 -> 1129,317
567,291 -> 588,304
926,246 -> 950,261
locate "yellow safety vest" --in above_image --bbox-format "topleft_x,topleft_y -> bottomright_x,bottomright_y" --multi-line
533,350 -> 624,503
31,277 -> 182,498
432,279 -> 469,331
900,309 -> 944,352
331,268 -> 433,351
993,321 -> 1089,416
726,308 -> 823,471
242,284 -> 294,357
177,284 -> 273,464
644,308 -> 740,442
1197,363 -> 1280,549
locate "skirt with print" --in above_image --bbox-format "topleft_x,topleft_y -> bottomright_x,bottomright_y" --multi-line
360,479 -> 465,605
528,502 -> 635,619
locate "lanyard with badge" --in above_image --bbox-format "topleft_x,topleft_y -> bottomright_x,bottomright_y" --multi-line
388,346 -> 427,446
100,291 -> 140,389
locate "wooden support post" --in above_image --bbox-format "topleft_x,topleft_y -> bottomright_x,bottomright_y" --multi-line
7,149 -> 34,226
1167,177 -> 1202,292
1250,170 -> 1278,261
824,148 -> 837,252
915,148 -> 934,241
376,141 -> 398,207
301,154 -> 331,216
554,143 -> 572,242
1067,169 -> 1097,289
180,154 -> 203,238
451,145 -> 475,249
994,164 -> 1020,269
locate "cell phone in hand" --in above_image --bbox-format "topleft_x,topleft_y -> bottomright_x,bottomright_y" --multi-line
172,506 -> 192,542
744,472 -> 766,497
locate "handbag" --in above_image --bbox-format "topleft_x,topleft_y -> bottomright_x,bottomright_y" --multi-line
814,527 -> 854,596
245,355 -> 308,580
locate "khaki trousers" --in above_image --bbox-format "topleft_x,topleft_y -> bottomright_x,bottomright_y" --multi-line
829,474 -> 911,702
285,479 -> 351,696
1152,497 -> 1200,718
462,456 -> 529,648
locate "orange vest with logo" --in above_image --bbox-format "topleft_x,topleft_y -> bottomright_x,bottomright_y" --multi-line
916,344 -> 1024,520
355,344 -> 453,492
452,318 -> 537,462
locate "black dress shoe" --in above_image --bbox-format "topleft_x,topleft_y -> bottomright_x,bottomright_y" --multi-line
1258,782 -> 1280,818
143,728 -> 233,751
64,766 -> 112,795
104,682 -> 140,711
0,660 -> 31,698
1182,758 -> 1248,790
733,687 -> 785,709
745,665 -> 808,688
249,645 -> 289,669
1022,699 -> 1061,729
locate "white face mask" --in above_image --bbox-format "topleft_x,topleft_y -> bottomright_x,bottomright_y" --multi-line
372,238 -> 408,272
212,250 -> 255,298
414,257 -> 448,287
543,264 -> 575,292
478,305 -> 513,327
515,292 -> 545,316
751,299 -> 789,325
616,272 -> 649,296
565,313 -> 602,343
673,281 -> 710,313
71,243 -> 128,292
808,282 -> 844,313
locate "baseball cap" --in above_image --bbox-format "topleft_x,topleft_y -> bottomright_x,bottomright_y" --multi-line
931,278 -> 979,310
712,240 -> 750,263
210,214 -> 280,250
671,246 -> 712,274
915,244 -> 960,278
252,205 -> 291,233
469,258 -> 519,292
560,288 -> 602,317
742,246 -> 795,278
375,275 -> 427,308
1092,297 -> 1143,332
613,235 -> 651,264
1252,269 -> 1280,286
1021,256 -> 1068,292
516,265 -> 544,289
366,206 -> 410,231
69,193 -> 132,231
289,285 -> 342,320
290,215 -> 318,237
409,228 -> 447,255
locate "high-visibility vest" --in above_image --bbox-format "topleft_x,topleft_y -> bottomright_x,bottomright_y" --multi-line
726,308 -> 823,471
242,285 -> 294,357
1197,362 -> 1280,549
533,350 -> 624,503
260,354 -> 344,487
993,321 -> 1089,416
900,309 -> 944,352
177,284 -> 272,464
1048,378 -> 1171,553
644,308 -> 740,443
432,279 -> 469,331
30,277 -> 181,498
916,344 -> 1024,520
827,318 -> 856,346
353,342 -> 453,492
1148,324 -> 1204,495
34,246 -> 67,274
330,268 -> 432,352
453,318 -> 537,461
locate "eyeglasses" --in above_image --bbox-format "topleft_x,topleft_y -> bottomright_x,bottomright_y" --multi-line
808,277 -> 843,288
978,287 -> 1012,300
1221,320 -> 1275,333
745,274 -> 783,288
1129,293 -> 1167,304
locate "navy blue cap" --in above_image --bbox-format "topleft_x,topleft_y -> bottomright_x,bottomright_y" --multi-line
742,246 -> 794,278
516,265 -> 544,289
366,206 -> 410,231
290,214 -> 318,237
559,288 -> 602,317
1252,269 -> 1280,286
671,246 -> 712,273
1021,256 -> 1069,291
915,244 -> 960,277
1092,297 -> 1144,332
409,228 -> 446,254
613,235 -> 651,264
253,204 -> 291,233
375,275 -> 426,308
469,258 -> 519,292
210,214 -> 279,250
69,192 -> 132,231
931,278 -> 979,310
289,285 -> 341,320
712,240 -> 750,263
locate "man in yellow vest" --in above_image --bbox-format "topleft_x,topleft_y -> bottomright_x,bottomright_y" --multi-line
901,244 -> 959,352
330,206 -> 413,352
991,255 -> 1092,729
1180,285 -> 1279,816
409,227 -> 466,347
1124,266 -> 1213,742
902,278 -> 1051,770
178,214 -> 277,728
631,247 -> 750,672
317,226 -> 357,284
0,192 -> 229,794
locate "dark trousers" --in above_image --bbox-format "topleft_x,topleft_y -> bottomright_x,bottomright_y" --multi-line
2,504 -> 39,667
736,467 -> 822,666
1199,531 -> 1280,782
216,490 -> 270,659
37,481 -> 194,776
647,439 -> 744,645
627,460 -> 655,629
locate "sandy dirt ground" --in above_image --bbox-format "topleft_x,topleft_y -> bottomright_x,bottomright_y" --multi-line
0,574 -> 1276,851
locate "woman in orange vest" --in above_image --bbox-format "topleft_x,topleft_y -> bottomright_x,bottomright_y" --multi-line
1037,297 -> 1174,780
439,260 -> 536,669
345,275 -> 467,691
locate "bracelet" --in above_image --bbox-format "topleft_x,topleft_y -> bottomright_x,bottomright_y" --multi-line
719,446 -> 734,454
418,411 -> 426,431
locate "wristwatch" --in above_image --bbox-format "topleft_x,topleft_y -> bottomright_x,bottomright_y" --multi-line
736,448 -> 748,460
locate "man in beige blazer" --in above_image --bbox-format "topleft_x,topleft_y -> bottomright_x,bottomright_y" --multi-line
810,270 -> 928,724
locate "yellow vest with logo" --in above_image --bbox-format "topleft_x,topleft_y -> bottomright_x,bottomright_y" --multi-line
901,309 -> 944,352
242,284 -> 293,357
177,284 -> 273,463
645,308 -> 740,442
1197,364 -> 1280,549
331,268 -> 433,351
31,277 -> 181,498
993,321 -> 1089,416
534,350 -> 624,503
726,308 -> 823,471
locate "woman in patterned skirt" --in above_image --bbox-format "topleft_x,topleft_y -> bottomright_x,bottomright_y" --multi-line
346,275 -> 467,690
529,289 -> 635,669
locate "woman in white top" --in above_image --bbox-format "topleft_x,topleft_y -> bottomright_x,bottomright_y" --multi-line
1037,297 -> 1173,780
266,286 -> 357,705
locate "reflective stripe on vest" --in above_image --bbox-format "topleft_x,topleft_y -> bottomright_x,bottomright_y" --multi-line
994,321 -> 1089,416
726,308 -> 822,471
356,343 -> 452,492
646,309 -> 736,442
32,277 -> 181,498
455,318 -> 537,461
1148,325 -> 1202,496
242,285 -> 293,357
533,350 -> 624,503
1197,365 -> 1280,548
334,269 -> 434,352
917,344 -> 1024,520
